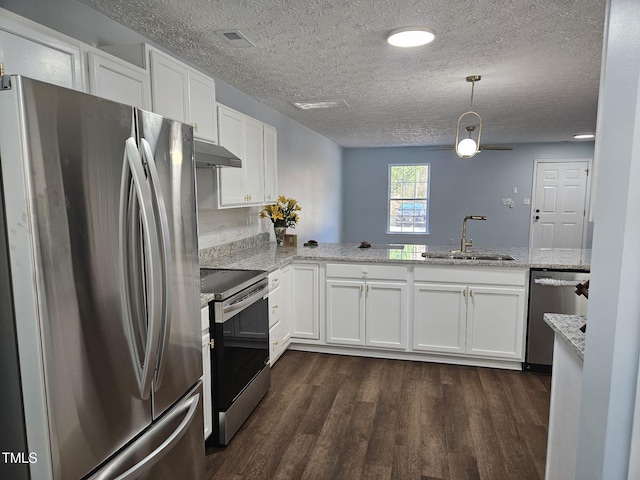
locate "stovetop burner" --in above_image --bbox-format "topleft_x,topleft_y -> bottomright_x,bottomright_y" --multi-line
200,268 -> 267,301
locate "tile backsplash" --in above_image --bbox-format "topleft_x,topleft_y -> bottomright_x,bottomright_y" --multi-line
197,206 -> 271,250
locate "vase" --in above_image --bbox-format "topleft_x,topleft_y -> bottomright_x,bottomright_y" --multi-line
274,225 -> 286,246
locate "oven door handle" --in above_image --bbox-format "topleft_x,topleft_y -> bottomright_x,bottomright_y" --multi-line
222,283 -> 268,320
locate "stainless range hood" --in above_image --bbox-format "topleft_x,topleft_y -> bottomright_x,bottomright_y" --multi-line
194,140 -> 242,168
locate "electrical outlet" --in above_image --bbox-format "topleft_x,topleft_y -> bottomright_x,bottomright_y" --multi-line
523,198 -> 531,205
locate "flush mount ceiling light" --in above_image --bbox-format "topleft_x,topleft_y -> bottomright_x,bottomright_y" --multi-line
573,133 -> 595,139
455,75 -> 483,159
386,27 -> 436,48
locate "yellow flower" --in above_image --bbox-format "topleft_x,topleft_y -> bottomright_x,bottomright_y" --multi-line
258,195 -> 302,229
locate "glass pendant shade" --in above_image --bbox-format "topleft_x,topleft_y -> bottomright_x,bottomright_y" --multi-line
457,138 -> 477,157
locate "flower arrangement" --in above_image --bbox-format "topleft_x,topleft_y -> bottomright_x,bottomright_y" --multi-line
259,195 -> 301,228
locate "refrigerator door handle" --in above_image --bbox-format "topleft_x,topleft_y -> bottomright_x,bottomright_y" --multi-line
140,138 -> 173,390
120,137 -> 164,400
88,391 -> 201,480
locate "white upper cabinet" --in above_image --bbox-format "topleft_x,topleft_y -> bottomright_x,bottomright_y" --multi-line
102,44 -> 218,143
87,50 -> 150,109
187,69 -> 218,144
149,49 -> 190,123
0,11 -> 83,90
216,104 -> 276,208
217,105 -> 247,206
263,125 -> 278,204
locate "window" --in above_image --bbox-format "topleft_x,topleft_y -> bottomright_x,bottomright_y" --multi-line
388,164 -> 430,234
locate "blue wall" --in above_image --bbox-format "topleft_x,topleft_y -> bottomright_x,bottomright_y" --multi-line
342,142 -> 595,247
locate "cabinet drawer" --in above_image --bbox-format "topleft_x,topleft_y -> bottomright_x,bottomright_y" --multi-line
268,285 -> 282,328
326,263 -> 407,281
200,305 -> 209,331
414,265 -> 527,286
268,269 -> 281,291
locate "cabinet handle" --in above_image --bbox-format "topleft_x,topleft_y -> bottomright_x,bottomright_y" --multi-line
209,339 -> 215,349
360,285 -> 364,292
366,285 -> 370,292
193,122 -> 199,133
362,270 -> 368,275
469,290 -> 474,297
273,341 -> 279,346
272,278 -> 279,283
272,304 -> 279,309
462,289 -> 466,297
0,63 -> 4,76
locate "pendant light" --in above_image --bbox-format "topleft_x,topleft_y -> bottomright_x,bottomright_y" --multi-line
455,75 -> 483,159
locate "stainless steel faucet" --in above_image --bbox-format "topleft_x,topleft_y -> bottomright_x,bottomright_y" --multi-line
459,215 -> 487,253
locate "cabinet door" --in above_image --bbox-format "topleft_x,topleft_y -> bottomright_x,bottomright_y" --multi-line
412,283 -> 466,354
87,51 -> 150,109
188,70 -> 217,143
243,116 -> 265,204
280,266 -> 292,345
466,285 -> 525,359
149,50 -> 189,122
365,281 -> 408,350
269,320 -> 283,367
326,279 -> 365,346
291,264 -> 319,340
263,125 -> 278,204
200,306 -> 212,440
217,105 -> 247,206
0,28 -> 81,89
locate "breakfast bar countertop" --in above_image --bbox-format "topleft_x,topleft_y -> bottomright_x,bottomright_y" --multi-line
543,313 -> 587,360
200,242 -> 591,272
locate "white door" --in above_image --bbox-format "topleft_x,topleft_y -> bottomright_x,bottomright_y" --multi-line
243,116 -> 265,205
531,161 -> 589,249
326,279 -> 365,346
290,264 -> 319,340
217,105 -> 246,206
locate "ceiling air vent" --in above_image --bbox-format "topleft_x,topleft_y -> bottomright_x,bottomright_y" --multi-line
216,30 -> 255,48
291,99 -> 350,110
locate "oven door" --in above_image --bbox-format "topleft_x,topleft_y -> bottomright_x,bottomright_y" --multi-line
212,279 -> 269,411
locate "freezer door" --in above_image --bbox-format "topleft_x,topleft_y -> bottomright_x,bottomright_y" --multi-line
0,77 -> 153,479
88,382 -> 205,480
136,109 -> 202,419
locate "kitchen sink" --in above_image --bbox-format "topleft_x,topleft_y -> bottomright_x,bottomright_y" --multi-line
421,252 -> 515,261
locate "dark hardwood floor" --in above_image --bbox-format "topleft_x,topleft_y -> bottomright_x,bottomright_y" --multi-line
205,351 -> 551,480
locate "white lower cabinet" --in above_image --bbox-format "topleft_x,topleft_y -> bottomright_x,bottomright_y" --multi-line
268,266 -> 292,366
413,266 -> 527,361
413,283 -> 466,354
290,263 -> 320,340
325,264 -> 408,350
200,305 -> 212,440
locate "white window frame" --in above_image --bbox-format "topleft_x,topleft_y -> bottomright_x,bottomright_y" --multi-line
387,163 -> 430,235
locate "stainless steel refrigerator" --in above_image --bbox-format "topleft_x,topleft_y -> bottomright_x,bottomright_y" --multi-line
0,76 -> 204,480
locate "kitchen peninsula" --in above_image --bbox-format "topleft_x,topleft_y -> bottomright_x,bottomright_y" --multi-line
543,313 -> 587,479
200,238 -> 590,371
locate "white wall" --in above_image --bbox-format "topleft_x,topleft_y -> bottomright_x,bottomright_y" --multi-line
576,0 -> 640,478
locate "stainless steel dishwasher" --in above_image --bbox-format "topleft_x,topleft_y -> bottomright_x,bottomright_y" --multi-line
525,269 -> 589,372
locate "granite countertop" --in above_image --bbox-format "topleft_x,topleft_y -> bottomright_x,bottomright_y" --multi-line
199,241 -> 591,308
200,242 -> 591,271
543,313 -> 587,360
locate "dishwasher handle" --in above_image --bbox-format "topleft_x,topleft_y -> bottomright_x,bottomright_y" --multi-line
533,278 -> 581,287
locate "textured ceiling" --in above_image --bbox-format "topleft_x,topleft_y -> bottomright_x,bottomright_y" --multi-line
81,0 -> 606,148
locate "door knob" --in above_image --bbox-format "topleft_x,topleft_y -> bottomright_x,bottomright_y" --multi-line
534,215 -> 540,222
